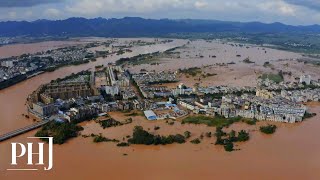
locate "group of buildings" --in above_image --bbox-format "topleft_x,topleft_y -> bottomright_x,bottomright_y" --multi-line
219,94 -> 306,123
95,65 -> 135,99
281,89 -> 319,102
0,37 -> 13,45
0,45 -> 94,89
26,57 -> 320,124
176,74 -> 319,123
27,71 -> 98,119
177,93 -> 307,123
129,68 -> 319,123
257,74 -> 319,91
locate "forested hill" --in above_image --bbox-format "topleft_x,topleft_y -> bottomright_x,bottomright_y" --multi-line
1,17 -> 320,37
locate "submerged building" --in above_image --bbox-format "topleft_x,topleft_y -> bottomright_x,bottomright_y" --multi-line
300,75 -> 311,85
144,110 -> 157,120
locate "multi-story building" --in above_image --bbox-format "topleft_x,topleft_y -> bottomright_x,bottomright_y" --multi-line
1,60 -> 14,68
172,83 -> 194,96
43,82 -> 93,101
32,102 -> 58,117
104,86 -> 119,96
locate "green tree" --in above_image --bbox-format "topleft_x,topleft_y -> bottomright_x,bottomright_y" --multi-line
260,125 -> 277,134
184,131 -> 191,138
190,138 -> 201,144
215,136 -> 224,145
229,130 -> 237,142
173,134 -> 186,144
237,130 -> 250,141
224,142 -> 234,152
215,126 -> 226,138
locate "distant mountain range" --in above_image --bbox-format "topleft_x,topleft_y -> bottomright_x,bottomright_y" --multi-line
1,17 -> 320,37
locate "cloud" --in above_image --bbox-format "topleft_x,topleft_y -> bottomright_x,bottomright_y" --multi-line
284,0 -> 320,11
194,1 -> 208,9
257,1 -> 296,16
0,0 -> 64,7
65,0 -> 191,15
0,0 -> 320,25
45,8 -> 60,17
8,11 -> 17,19
25,10 -> 33,17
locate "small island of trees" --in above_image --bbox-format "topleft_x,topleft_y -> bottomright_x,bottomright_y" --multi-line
91,134 -> 119,143
214,127 -> 250,152
190,138 -> 201,144
128,126 -> 187,145
260,124 -> 277,134
35,121 -> 84,144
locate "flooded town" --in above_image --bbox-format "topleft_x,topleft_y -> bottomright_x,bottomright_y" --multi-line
3,0 -> 320,178
0,37 -> 319,180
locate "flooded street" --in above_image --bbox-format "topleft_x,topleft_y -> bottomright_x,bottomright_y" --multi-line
0,39 -> 319,180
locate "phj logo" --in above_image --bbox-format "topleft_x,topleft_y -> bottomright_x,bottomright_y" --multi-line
8,137 -> 53,171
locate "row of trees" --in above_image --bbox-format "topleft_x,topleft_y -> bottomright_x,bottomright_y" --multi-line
92,134 -> 119,143
128,126 -> 186,145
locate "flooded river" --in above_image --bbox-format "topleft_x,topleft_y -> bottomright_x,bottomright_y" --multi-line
0,39 -> 319,180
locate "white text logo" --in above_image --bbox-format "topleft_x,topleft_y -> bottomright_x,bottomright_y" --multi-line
8,137 -> 53,171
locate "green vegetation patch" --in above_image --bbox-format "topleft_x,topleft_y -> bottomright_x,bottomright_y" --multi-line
91,134 -> 119,143
215,127 -> 250,152
128,126 -> 186,145
303,112 -> 317,120
179,67 -> 202,77
224,142 -> 234,152
184,131 -> 191,138
98,117 -> 132,129
190,138 -> 201,144
117,142 -> 130,147
259,124 -> 277,134
182,115 -> 242,127
261,72 -> 284,83
99,119 -> 122,129
241,118 -> 257,125
35,121 -> 84,144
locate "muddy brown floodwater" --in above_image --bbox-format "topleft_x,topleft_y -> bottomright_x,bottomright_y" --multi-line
0,40 -> 89,58
0,39 -> 320,180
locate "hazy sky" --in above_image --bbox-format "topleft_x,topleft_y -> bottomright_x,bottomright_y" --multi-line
0,0 -> 320,25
